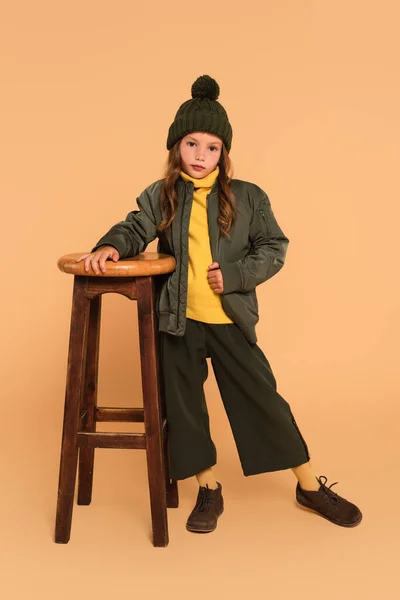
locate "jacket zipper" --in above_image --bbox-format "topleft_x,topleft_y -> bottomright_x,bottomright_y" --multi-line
206,193 -> 214,262
176,182 -> 191,328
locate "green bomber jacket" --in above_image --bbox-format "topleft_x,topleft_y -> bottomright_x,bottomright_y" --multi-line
91,175 -> 289,344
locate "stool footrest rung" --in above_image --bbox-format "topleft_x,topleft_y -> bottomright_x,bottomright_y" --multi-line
77,432 -> 146,449
95,407 -> 145,422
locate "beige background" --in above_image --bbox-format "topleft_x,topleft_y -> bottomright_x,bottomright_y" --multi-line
1,1 -> 398,598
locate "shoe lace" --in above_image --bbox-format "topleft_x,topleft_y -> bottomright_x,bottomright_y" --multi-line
317,475 -> 341,505
195,486 -> 217,512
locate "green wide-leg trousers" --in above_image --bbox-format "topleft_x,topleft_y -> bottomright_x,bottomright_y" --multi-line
159,318 -> 310,481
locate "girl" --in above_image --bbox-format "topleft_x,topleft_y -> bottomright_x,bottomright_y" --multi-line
77,74 -> 362,534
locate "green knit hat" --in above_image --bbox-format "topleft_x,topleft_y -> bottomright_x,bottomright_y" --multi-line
166,74 -> 233,153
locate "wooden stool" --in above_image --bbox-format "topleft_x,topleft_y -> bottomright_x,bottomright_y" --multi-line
55,252 -> 178,547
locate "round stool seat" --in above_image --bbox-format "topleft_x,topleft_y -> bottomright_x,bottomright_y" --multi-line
57,252 -> 176,277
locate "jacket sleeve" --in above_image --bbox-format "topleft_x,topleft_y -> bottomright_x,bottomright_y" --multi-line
219,194 -> 289,294
90,188 -> 158,259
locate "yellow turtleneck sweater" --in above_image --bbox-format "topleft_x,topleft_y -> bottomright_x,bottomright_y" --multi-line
180,165 -> 233,324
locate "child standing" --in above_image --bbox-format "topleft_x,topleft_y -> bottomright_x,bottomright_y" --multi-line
77,74 -> 362,533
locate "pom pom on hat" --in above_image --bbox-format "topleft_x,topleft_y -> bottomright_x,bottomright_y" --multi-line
191,75 -> 220,101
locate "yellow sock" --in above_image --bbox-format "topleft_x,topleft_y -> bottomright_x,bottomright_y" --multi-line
196,467 -> 219,489
292,460 -> 321,491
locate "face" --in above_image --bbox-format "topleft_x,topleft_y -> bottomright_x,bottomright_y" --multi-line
179,131 -> 223,178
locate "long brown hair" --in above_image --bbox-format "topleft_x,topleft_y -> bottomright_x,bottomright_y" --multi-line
157,139 -> 237,239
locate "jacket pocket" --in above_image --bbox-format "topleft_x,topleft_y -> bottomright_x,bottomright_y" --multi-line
221,289 -> 259,327
258,204 -> 270,237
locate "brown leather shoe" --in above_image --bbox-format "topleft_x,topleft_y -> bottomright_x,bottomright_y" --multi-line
186,482 -> 224,533
296,475 -> 363,527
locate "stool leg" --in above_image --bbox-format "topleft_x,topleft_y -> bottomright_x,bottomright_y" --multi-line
55,276 -> 90,543
137,277 -> 169,547
78,294 -> 102,505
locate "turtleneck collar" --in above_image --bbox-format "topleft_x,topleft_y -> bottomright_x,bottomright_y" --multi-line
180,165 -> 219,188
